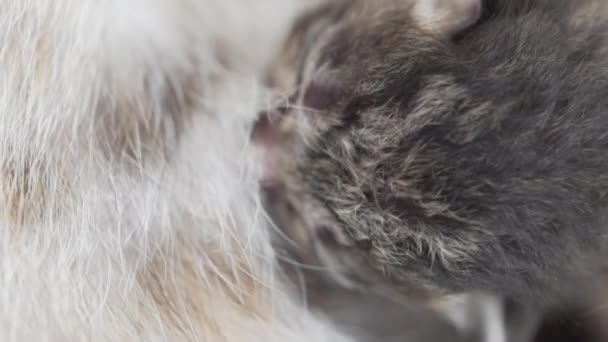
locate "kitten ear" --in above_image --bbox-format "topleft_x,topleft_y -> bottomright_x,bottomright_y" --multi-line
412,0 -> 482,36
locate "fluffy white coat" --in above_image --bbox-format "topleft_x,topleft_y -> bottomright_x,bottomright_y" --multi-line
0,0 -> 349,341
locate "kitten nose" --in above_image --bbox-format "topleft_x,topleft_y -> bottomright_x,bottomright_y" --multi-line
251,93 -> 298,145
251,111 -> 282,145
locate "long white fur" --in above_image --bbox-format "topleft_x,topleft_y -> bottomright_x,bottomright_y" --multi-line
0,0 -> 350,341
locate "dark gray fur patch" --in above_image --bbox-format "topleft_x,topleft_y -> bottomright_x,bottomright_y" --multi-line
266,0 -> 608,306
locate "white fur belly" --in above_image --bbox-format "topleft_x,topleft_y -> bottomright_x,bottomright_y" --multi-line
0,1 -> 347,341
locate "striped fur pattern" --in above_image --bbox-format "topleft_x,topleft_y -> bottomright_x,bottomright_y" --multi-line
262,0 -> 608,306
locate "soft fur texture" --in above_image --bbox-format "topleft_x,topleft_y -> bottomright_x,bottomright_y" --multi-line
262,0 -> 608,305
0,0 -> 354,341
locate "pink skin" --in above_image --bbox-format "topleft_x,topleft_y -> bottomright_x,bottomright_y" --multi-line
251,111 -> 286,189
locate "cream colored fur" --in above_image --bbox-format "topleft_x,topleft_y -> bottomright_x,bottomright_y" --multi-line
0,0 -> 349,341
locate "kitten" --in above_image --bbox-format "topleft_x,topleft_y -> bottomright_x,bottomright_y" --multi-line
258,0 -> 608,312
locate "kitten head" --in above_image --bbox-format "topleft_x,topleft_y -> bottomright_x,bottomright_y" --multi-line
258,0 -> 488,299
256,0 -> 604,300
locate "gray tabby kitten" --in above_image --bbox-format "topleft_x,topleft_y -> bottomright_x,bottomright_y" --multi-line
256,0 -> 608,324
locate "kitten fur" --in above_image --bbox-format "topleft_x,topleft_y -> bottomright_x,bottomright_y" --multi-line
261,0 -> 608,306
0,0 -> 357,341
